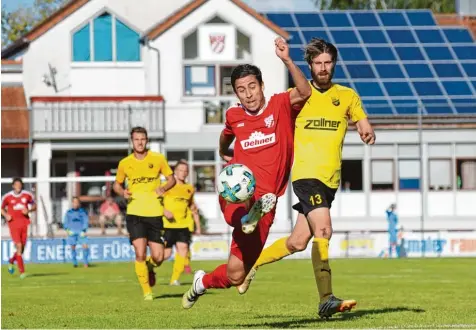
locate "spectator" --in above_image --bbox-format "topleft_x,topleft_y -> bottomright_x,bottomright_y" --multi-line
99,197 -> 123,235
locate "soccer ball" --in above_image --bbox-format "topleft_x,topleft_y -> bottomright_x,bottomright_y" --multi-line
217,164 -> 256,203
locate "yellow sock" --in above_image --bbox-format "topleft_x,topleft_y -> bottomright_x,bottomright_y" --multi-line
135,261 -> 152,295
254,237 -> 291,269
311,238 -> 332,303
170,254 -> 185,283
146,256 -> 158,268
184,251 -> 191,267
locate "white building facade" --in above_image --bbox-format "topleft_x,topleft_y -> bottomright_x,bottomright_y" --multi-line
1,0 -> 475,237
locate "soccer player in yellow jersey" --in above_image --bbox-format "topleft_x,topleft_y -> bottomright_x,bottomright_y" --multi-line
238,38 -> 376,319
161,160 -> 201,285
113,127 -> 176,301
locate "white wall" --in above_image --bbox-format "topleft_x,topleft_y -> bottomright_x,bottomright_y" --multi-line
149,0 -> 287,107
70,63 -> 145,96
20,0 -> 190,101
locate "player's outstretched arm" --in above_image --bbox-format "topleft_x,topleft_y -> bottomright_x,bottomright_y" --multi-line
274,37 -> 311,107
219,131 -> 235,162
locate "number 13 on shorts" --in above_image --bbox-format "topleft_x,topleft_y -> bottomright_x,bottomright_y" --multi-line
309,194 -> 322,206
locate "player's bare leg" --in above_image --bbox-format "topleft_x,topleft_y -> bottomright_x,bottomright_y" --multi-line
182,253 -> 249,309
132,238 -> 153,300
241,193 -> 277,234
146,241 -> 164,289
238,213 -> 312,294
307,208 -> 356,319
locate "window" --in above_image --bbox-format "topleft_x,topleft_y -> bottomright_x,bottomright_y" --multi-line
184,66 -> 216,96
399,160 -> 420,190
193,150 -> 216,193
183,30 -> 198,60
204,100 -> 232,124
429,159 -> 452,190
341,160 -> 363,191
184,65 -> 239,97
456,159 -> 476,190
72,12 -> 140,62
371,160 -> 394,190
166,150 -> 189,163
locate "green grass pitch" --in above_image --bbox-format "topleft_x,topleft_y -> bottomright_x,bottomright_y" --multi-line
2,258 -> 476,328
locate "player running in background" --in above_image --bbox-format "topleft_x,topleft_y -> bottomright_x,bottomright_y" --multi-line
183,209 -> 197,274
1,178 -> 36,279
113,126 -> 176,300
238,38 -> 376,319
63,197 -> 90,268
182,37 -> 311,309
161,160 -> 201,286
386,203 -> 399,258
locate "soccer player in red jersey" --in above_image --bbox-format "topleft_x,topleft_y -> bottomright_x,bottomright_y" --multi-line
1,178 -> 36,279
182,37 -> 312,309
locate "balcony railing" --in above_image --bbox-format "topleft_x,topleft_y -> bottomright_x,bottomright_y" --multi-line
30,96 -> 165,140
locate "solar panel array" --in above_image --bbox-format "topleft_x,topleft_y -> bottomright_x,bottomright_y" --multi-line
261,10 -> 476,116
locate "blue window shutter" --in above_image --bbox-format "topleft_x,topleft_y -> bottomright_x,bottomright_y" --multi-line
93,13 -> 113,61
72,24 -> 91,61
116,18 -> 140,61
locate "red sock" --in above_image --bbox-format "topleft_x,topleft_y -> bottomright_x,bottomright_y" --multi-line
16,254 -> 25,273
9,254 -> 16,264
223,203 -> 248,228
202,264 -> 231,289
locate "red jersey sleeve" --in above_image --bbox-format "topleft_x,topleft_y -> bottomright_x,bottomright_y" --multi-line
26,191 -> 35,205
1,194 -> 10,210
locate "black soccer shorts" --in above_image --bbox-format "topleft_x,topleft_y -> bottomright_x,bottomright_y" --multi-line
292,178 -> 337,216
126,215 -> 164,245
163,228 -> 192,248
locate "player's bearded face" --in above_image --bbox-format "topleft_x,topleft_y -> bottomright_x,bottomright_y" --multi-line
132,132 -> 147,153
234,75 -> 265,112
310,53 -> 335,88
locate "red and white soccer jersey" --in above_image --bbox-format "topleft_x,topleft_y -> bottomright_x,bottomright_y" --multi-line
223,92 -> 298,198
1,190 -> 35,226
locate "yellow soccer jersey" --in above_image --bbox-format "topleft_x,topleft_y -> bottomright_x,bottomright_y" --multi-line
186,209 -> 194,233
115,151 -> 173,217
292,83 -> 367,188
163,182 -> 195,229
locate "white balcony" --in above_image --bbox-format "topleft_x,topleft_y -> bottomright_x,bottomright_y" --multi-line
31,96 -> 165,140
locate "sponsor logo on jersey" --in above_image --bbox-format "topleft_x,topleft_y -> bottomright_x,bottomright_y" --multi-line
131,177 -> 157,185
304,118 -> 341,131
237,122 -> 245,127
264,114 -> 274,128
240,131 -> 276,150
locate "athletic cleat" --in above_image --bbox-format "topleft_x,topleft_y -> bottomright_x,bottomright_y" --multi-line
84,264 -> 89,268
241,193 -> 277,234
184,265 -> 192,274
182,270 -> 206,309
318,295 -> 357,319
237,267 -> 257,294
146,259 -> 156,287
143,293 -> 153,301
19,273 -> 27,280
73,264 -> 78,268
8,264 -> 14,275
170,280 -> 181,286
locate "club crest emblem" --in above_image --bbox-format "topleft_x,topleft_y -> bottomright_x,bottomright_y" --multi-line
209,34 -> 225,54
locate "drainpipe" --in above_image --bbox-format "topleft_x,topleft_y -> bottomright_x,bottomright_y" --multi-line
140,36 -> 161,96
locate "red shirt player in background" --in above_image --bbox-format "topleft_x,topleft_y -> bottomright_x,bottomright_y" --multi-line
182,37 -> 312,309
1,178 -> 36,279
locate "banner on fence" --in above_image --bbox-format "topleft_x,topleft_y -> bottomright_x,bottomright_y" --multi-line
2,231 -> 475,264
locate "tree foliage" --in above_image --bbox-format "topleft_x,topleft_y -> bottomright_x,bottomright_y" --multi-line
2,0 -> 67,48
315,0 -> 456,12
